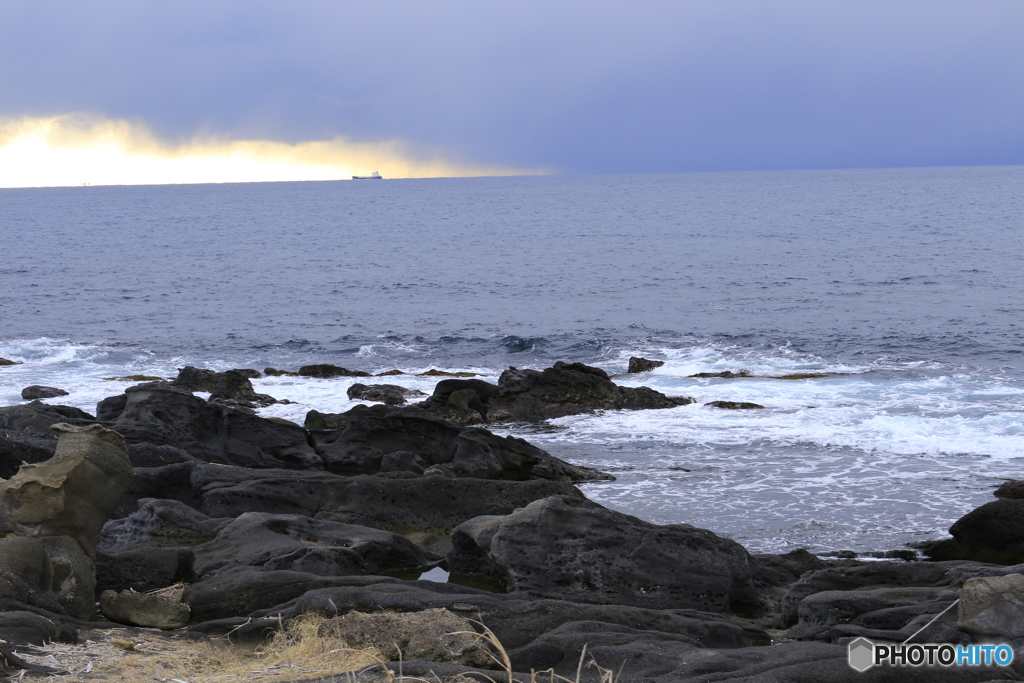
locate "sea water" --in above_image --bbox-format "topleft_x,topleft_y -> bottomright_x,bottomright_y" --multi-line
2,166 -> 1023,554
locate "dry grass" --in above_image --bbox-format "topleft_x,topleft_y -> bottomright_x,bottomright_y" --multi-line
9,617 -> 620,683
11,614 -> 385,683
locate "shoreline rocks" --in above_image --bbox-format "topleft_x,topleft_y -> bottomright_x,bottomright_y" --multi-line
416,361 -> 693,424
3,366 -> 1024,681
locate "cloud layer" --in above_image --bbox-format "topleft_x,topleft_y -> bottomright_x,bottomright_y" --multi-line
2,1 -> 1023,175
0,114 -> 530,187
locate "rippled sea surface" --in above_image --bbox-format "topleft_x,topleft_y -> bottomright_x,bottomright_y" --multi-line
3,166 -> 1024,553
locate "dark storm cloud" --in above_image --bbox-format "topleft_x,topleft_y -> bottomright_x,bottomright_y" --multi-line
2,0 -> 1022,172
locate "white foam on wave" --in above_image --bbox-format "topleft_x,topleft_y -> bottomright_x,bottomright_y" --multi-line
609,344 -> 867,378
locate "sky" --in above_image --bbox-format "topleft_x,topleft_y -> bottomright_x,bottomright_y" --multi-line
1,1 -> 1023,185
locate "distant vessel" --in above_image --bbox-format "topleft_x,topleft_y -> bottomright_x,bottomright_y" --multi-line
352,171 -> 383,180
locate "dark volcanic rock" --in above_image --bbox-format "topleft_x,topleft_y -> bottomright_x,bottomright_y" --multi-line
190,463 -> 587,538
705,400 -> 765,409
243,581 -> 768,677
97,382 -> 321,470
627,356 -> 664,373
0,402 -> 95,434
417,361 -> 693,424
0,402 -> 97,479
96,547 -> 195,594
923,499 -> 1024,565
447,495 -> 760,614
191,512 -> 441,579
298,364 -> 371,378
0,358 -> 21,366
100,498 -> 231,552
0,610 -> 77,646
689,370 -> 751,378
20,386 -> 69,400
995,480 -> 1024,499
171,366 -> 277,407
264,367 -> 298,376
306,404 -> 609,480
184,569 -> 399,623
347,383 -> 425,406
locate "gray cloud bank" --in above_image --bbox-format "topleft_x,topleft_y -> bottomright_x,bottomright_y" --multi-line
2,0 -> 1023,173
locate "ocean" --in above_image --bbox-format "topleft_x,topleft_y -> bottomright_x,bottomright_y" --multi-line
2,166 -> 1023,555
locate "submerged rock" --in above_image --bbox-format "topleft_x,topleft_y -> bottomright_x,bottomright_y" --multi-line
627,356 -> 664,373
347,383 -> 426,406
447,495 -> 760,614
20,386 -> 69,400
705,400 -> 765,409
298,364 -> 370,378
0,358 -> 22,366
416,361 -> 693,424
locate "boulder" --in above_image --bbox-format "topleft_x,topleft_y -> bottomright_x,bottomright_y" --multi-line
20,386 -> 69,400
0,358 -> 21,366
447,495 -> 760,614
306,404 -> 610,480
627,357 -> 664,373
298,364 -> 370,378
994,480 -> 1024,499
97,382 -> 321,470
100,585 -> 191,630
347,383 -> 425,406
958,573 -> 1024,643
415,361 -> 693,424
190,512 -> 441,579
318,609 -> 492,667
923,499 -> 1024,565
0,424 -> 132,619
0,423 -> 133,558
264,367 -> 298,376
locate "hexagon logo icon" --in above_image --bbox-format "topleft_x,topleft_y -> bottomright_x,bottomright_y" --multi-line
848,637 -> 875,672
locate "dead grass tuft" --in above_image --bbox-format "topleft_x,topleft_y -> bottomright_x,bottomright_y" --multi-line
13,613 -> 385,683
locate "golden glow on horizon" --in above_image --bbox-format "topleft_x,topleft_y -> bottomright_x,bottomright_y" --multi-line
0,115 -> 534,188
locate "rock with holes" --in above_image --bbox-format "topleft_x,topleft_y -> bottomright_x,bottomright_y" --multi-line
447,495 -> 760,613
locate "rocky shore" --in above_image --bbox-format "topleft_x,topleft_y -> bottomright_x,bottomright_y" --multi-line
2,360 -> 1024,681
